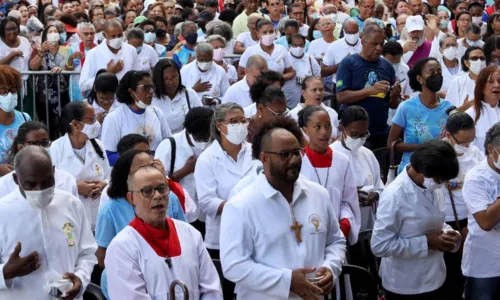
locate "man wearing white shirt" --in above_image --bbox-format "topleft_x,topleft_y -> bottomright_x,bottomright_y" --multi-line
321,18 -> 361,85
126,28 -> 159,72
223,54 -> 268,107
309,16 -> 336,91
234,13 -> 261,54
180,42 -> 230,100
220,120 -> 346,299
0,146 -> 97,299
79,18 -> 141,93
289,3 -> 309,36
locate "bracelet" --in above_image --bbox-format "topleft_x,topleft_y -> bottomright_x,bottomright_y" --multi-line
66,61 -> 74,69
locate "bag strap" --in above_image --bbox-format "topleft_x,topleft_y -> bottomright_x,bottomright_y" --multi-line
446,186 -> 462,231
168,137 -> 176,178
308,56 -> 313,75
185,89 -> 191,110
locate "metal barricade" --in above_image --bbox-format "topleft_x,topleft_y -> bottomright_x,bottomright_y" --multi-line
20,71 -> 81,138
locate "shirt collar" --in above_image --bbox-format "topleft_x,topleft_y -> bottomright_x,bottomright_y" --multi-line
258,173 -> 307,205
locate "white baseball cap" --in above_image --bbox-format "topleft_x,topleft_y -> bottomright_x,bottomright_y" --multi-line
406,15 -> 425,32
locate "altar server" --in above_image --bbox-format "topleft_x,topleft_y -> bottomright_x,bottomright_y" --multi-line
220,117 -> 346,299
297,106 -> 360,245
0,146 -> 97,299
105,166 -> 223,299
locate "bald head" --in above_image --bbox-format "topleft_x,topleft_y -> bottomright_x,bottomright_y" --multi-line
247,13 -> 262,25
13,146 -> 54,192
321,4 -> 336,15
246,55 -> 268,71
14,146 -> 52,174
343,18 -> 359,34
362,23 -> 384,40
104,18 -> 123,32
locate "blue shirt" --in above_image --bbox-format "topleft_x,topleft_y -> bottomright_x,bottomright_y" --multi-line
336,54 -> 396,135
392,95 -> 453,174
172,45 -> 196,69
96,194 -> 186,299
274,36 -> 310,52
0,110 -> 30,164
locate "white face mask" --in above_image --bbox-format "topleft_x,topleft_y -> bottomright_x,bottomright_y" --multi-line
197,61 -> 213,71
443,46 -> 458,61
189,133 -> 206,150
344,134 -> 366,152
466,38 -> 479,47
469,59 -> 486,75
454,143 -> 470,155
80,121 -> 101,139
0,92 -> 17,112
493,147 -> 500,169
344,32 -> 359,45
32,35 -> 41,44
472,16 -> 482,25
47,32 -> 60,43
290,46 -> 304,57
422,177 -> 444,192
213,48 -> 225,61
23,185 -> 55,209
222,123 -> 248,145
107,36 -> 124,49
132,91 -> 150,109
260,33 -> 276,46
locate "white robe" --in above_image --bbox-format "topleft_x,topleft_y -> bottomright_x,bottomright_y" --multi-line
105,220 -> 223,300
299,150 -> 361,245
0,168 -> 78,199
0,189 -> 97,299
330,142 -> 385,231
220,174 -> 346,299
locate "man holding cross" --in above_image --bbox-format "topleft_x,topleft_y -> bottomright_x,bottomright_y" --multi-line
220,117 -> 346,299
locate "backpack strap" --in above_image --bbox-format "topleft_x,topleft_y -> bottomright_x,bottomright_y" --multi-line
168,137 -> 176,178
185,90 -> 191,110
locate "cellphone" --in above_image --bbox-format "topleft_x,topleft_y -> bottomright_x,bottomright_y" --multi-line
49,287 -> 63,298
202,95 -> 216,105
308,275 -> 326,286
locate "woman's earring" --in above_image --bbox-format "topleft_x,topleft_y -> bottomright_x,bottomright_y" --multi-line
259,114 -> 262,118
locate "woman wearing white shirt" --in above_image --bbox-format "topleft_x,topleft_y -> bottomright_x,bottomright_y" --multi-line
207,34 -> 238,85
85,70 -> 119,131
331,106 -> 384,231
0,17 -> 32,74
457,23 -> 485,60
152,58 -> 202,134
194,103 -> 252,298
126,27 -> 159,72
50,101 -> 111,231
283,33 -> 321,108
440,111 -> 485,300
233,13 -> 261,54
466,66 -> 500,152
101,70 -> 172,166
445,47 -> 485,111
289,76 -> 339,139
438,33 -> 462,97
462,123 -> 500,300
238,19 -> 295,81
371,140 -> 462,300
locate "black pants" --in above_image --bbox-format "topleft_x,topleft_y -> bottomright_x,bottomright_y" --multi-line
442,218 -> 468,300
365,133 -> 389,150
207,248 -> 235,300
385,285 -> 444,300
190,220 -> 206,240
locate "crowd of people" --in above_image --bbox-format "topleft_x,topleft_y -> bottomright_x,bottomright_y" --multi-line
0,0 -> 500,298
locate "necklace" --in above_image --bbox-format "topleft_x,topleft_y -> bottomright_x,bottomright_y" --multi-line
313,166 -> 330,189
73,149 -> 85,164
289,203 -> 303,243
131,109 -> 147,136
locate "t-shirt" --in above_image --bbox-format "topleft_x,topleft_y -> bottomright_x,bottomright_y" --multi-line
336,54 -> 396,135
392,95 -> 453,173
236,32 -> 259,49
172,45 -> 196,69
0,37 -> 32,75
0,110 -> 30,164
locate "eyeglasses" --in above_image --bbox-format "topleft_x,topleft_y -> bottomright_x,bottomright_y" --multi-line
451,133 -> 476,146
5,27 -> 18,32
266,106 -> 289,117
136,84 -> 155,92
224,118 -> 249,125
0,88 -> 17,95
264,148 -> 303,160
25,140 -> 51,147
319,22 -> 333,27
81,32 -> 95,36
469,56 -> 486,61
130,184 -> 170,198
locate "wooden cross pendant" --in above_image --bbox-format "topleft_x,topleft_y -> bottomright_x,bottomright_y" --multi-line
290,220 -> 303,243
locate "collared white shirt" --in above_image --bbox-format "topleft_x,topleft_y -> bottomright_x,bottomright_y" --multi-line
101,105 -> 172,152
244,103 -> 257,118
283,52 -> 321,108
0,189 -> 97,299
462,160 -> 500,277
239,43 -> 291,74
289,103 -> 339,138
79,41 -> 141,92
135,43 -> 159,72
441,144 -> 484,222
0,168 -> 78,199
371,166 -> 458,295
220,174 -> 346,299
308,38 -> 334,88
331,141 -> 384,231
445,72 -> 476,108
194,140 -> 253,249
222,76 -> 251,107
236,32 -> 258,49
152,88 -> 202,134
180,61 -> 230,99
50,134 -> 111,230
437,57 -> 463,93
466,103 -> 500,152
457,38 -> 485,60
322,38 -> 362,83
105,219 -> 223,299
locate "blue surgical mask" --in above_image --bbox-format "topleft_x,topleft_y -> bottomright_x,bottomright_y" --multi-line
313,30 -> 323,39
466,38 -> 478,47
144,32 -> 156,44
439,20 -> 449,29
59,32 -> 67,43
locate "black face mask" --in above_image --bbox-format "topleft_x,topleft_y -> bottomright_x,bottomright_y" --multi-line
185,32 -> 198,44
425,74 -> 443,92
156,28 -> 167,38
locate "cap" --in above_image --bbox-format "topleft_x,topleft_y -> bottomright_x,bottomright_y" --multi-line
175,4 -> 183,10
133,16 -> 147,26
205,0 -> 218,7
196,10 -> 215,22
64,23 -> 78,33
406,15 -> 424,32
5,0 -> 20,11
